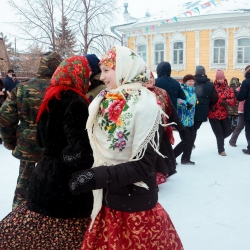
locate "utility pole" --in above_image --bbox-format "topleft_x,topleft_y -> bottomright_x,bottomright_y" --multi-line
61,0 -> 65,58
15,37 -> 16,56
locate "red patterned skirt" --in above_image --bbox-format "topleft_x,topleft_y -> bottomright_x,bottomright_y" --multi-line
0,203 -> 90,250
156,172 -> 168,185
81,203 -> 183,250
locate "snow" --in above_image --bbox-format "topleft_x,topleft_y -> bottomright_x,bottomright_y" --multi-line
1,121 -> 250,250
121,0 -> 250,25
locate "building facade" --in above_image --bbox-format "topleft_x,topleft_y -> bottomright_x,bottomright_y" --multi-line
115,11 -> 250,82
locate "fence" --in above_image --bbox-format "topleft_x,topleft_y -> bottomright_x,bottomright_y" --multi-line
0,71 -> 36,81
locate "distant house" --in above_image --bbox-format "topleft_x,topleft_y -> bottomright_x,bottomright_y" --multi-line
0,37 -> 10,72
113,1 -> 250,82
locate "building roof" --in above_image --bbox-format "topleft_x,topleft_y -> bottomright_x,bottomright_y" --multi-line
115,0 -> 250,34
133,0 -> 250,24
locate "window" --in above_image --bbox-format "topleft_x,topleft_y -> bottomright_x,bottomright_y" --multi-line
213,39 -> 225,64
173,42 -> 183,64
210,29 -> 229,70
233,27 -> 250,71
154,43 -> 164,65
137,45 -> 147,62
237,38 -> 250,64
170,32 -> 186,72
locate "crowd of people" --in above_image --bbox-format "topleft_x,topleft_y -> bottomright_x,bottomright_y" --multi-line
0,45 -> 249,249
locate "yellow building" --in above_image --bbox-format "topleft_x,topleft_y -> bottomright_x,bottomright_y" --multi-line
114,9 -> 250,82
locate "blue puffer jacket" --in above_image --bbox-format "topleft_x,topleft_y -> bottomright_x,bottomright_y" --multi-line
155,62 -> 186,109
177,84 -> 197,127
3,75 -> 20,92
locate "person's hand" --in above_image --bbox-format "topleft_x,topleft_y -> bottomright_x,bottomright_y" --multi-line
220,100 -> 228,108
186,102 -> 193,110
3,142 -> 16,150
69,169 -> 96,195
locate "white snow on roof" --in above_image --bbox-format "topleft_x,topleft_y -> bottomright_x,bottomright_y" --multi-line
122,0 -> 250,25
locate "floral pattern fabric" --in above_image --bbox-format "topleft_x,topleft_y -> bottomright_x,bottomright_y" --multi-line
208,79 -> 237,120
51,55 -> 91,93
97,90 -> 141,152
149,86 -> 175,145
0,203 -> 90,250
81,203 -> 184,250
156,172 -> 168,185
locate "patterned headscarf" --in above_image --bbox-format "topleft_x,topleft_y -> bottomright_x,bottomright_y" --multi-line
37,56 -> 91,122
87,45 -> 167,230
99,46 -> 150,86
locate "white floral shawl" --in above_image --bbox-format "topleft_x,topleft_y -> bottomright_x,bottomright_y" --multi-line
86,45 -> 165,230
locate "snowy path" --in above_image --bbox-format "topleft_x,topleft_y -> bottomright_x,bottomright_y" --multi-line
1,121 -> 250,250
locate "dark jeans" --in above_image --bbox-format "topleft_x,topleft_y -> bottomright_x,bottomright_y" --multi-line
209,117 -> 232,153
174,126 -> 194,161
229,113 -> 245,144
193,120 -> 203,145
245,120 -> 250,150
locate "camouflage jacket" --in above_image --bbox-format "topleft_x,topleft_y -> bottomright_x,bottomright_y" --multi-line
0,78 -> 50,162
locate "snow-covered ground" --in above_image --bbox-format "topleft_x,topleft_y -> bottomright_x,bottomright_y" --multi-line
0,121 -> 250,250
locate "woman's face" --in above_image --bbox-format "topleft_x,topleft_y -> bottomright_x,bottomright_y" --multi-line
142,74 -> 155,88
100,64 -> 117,90
216,78 -> 224,84
186,79 -> 195,86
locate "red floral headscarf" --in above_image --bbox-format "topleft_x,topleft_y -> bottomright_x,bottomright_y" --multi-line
37,56 -> 91,122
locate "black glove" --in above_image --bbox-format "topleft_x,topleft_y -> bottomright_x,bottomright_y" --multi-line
61,144 -> 85,166
69,169 -> 96,195
220,100 -> 228,108
186,102 -> 193,110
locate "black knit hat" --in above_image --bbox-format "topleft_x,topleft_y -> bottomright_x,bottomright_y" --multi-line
183,74 -> 195,83
85,54 -> 101,75
195,65 -> 206,75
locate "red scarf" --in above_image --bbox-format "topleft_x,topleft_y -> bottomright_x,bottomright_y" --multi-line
37,56 -> 91,122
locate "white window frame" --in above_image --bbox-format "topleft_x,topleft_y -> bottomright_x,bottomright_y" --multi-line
234,27 -> 250,72
210,28 -> 229,70
170,32 -> 186,72
151,34 -> 165,70
135,35 -> 148,63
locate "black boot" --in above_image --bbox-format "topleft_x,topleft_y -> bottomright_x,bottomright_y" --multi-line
242,149 -> 250,155
181,160 -> 195,165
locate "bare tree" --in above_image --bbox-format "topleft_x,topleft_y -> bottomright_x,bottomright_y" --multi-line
76,0 -> 121,56
8,0 -> 121,57
8,0 -> 78,54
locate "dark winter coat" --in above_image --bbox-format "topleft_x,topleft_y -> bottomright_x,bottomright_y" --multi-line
3,75 -> 19,92
194,74 -> 218,122
228,77 -> 240,116
208,79 -> 236,120
236,67 -> 250,121
155,62 -> 186,109
0,79 -> 7,106
91,127 -> 169,212
27,90 -> 94,218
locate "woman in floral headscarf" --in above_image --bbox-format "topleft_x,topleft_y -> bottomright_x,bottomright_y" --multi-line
69,46 -> 183,250
142,72 -> 185,185
0,56 -> 94,249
